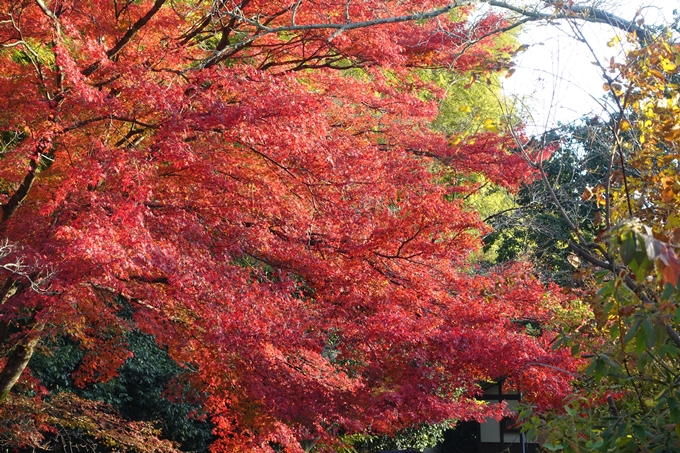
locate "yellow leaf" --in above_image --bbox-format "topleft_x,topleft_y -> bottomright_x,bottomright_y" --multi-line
482,118 -> 498,133
620,120 -> 631,131
661,189 -> 675,203
661,59 -> 677,72
668,213 -> 680,229
464,74 -> 476,89
459,105 -> 472,113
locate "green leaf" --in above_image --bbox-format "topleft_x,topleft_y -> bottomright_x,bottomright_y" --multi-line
597,280 -> 616,299
636,328 -> 647,355
655,321 -> 667,348
600,353 -> 622,373
583,360 -> 596,378
638,352 -> 650,373
643,317 -> 655,348
595,357 -> 607,380
636,259 -> 652,284
662,283 -> 676,302
660,343 -> 679,358
610,323 -> 620,341
594,269 -> 611,280
624,318 -> 642,345
620,231 -> 637,265
674,306 -> 680,325
603,300 -> 614,318
669,397 -> 680,423
525,427 -> 537,443
632,424 -> 647,439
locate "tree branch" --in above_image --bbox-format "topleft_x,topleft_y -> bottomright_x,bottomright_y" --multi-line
82,0 -> 167,77
487,0 -> 652,41
200,0 -> 654,68
1,136 -> 53,223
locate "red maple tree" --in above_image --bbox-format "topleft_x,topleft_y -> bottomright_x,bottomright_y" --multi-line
0,0 -> 575,450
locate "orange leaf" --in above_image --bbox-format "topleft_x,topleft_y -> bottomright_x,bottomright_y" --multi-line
660,246 -> 680,288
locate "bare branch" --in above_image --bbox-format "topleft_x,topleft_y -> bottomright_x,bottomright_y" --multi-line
1,137 -> 52,223
34,0 -> 61,33
0,240 -> 55,294
200,0 -> 656,69
291,0 -> 303,26
202,0 -> 474,67
487,0 -> 652,41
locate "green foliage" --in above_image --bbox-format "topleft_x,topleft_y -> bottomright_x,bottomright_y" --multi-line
431,70 -> 510,135
513,27 -> 680,450
482,122 -> 609,282
520,219 -> 680,452
30,332 -> 213,452
342,420 -> 455,453
5,39 -> 55,67
420,28 -> 522,137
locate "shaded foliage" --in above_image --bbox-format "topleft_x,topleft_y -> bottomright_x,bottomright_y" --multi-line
483,124 -> 611,284
29,331 -> 213,452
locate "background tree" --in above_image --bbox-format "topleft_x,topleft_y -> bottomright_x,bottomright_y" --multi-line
482,122 -> 609,283
513,11 -> 680,453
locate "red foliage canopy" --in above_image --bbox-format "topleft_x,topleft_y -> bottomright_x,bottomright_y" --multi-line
0,0 -> 575,450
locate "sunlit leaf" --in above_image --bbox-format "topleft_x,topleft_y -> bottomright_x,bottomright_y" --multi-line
482,118 -> 499,132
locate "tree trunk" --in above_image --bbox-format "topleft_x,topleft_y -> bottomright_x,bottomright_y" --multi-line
0,330 -> 42,403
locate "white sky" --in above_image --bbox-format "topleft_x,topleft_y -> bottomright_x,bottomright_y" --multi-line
501,0 -> 679,134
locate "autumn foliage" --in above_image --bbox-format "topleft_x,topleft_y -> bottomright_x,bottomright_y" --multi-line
0,0 -> 574,451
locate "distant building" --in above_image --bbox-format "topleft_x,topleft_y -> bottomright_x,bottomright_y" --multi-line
437,380 -> 539,453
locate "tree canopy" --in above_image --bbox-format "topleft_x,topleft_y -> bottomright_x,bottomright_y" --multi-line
5,0 -> 676,451
0,0 -> 585,451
